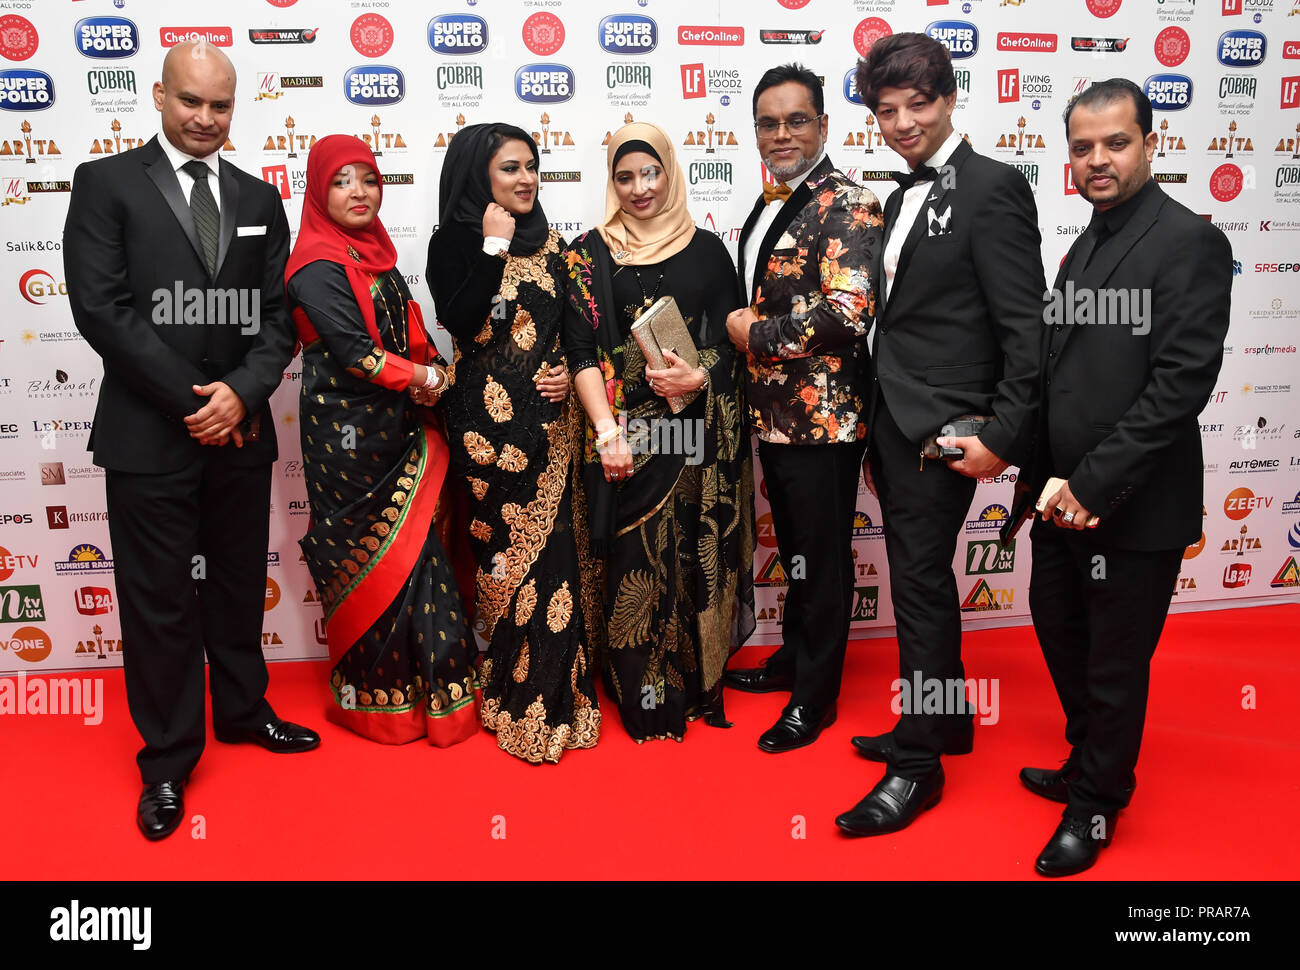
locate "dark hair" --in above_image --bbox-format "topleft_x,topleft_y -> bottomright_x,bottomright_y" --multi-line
478,122 -> 538,163
1062,78 -> 1153,138
752,63 -> 823,118
854,32 -> 956,112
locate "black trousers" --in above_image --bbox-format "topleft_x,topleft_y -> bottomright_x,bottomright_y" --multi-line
869,397 -> 977,779
757,438 -> 866,712
1028,518 -> 1182,818
105,455 -> 275,783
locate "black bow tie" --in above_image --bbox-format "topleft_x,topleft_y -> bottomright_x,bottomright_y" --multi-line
892,165 -> 939,191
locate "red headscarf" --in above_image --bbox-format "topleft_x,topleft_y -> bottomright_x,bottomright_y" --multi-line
285,134 -> 397,345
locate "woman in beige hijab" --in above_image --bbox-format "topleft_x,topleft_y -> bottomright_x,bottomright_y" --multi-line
561,122 -> 755,743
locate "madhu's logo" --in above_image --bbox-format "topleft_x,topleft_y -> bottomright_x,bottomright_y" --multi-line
74,17 -> 139,59
599,15 -> 656,54
515,63 -> 574,104
428,14 -> 487,56
0,69 -> 54,111
1219,30 -> 1267,67
1145,74 -> 1193,110
344,65 -> 404,106
926,21 -> 979,59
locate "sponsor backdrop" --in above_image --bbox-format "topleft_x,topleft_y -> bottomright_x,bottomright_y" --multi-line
1,0 -> 1297,671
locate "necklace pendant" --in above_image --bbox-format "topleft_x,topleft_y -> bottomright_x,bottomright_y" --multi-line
613,250 -> 631,261
644,297 -> 653,308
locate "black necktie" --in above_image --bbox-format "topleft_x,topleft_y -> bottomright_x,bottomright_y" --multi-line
892,164 -> 938,191
182,159 -> 219,276
1070,218 -> 1110,275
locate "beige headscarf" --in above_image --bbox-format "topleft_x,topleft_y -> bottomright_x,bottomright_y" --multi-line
597,122 -> 696,266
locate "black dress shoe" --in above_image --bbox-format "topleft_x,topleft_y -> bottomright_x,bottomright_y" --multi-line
214,717 -> 321,753
137,781 -> 185,842
723,663 -> 794,694
1034,812 -> 1114,877
1020,763 -> 1136,807
850,724 -> 974,763
835,767 -> 944,837
756,702 -> 836,753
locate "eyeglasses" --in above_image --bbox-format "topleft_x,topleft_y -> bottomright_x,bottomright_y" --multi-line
754,114 -> 824,136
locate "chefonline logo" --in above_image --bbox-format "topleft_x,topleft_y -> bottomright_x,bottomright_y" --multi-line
0,69 -> 54,111
75,17 -> 139,59
927,21 -> 979,59
428,14 -> 488,55
1219,30 -> 1267,66
515,63 -> 574,104
344,66 -> 404,106
160,27 -> 234,49
677,25 -> 744,46
998,31 -> 1057,53
599,15 -> 656,54
1145,74 -> 1193,110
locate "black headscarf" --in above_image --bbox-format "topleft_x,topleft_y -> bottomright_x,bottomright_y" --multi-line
438,123 -> 550,256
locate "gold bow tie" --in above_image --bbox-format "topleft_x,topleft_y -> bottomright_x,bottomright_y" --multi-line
762,182 -> 792,205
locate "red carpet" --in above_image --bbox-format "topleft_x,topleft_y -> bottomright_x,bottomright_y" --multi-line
5,604 -> 1296,880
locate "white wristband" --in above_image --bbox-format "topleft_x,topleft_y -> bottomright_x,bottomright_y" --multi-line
422,366 -> 443,392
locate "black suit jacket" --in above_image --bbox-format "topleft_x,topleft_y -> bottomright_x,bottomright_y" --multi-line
1029,181 -> 1232,551
63,135 -> 294,473
871,139 -> 1044,466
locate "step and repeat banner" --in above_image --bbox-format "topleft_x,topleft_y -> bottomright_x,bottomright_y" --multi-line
2,0 -> 1298,670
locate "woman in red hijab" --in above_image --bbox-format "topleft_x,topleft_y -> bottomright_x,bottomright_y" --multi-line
286,135 -> 478,746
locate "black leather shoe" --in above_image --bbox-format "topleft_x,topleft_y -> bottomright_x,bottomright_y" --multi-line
850,724 -> 974,762
756,703 -> 836,753
724,662 -> 794,694
835,767 -> 944,837
137,780 -> 185,841
214,717 -> 321,753
1034,812 -> 1114,877
1020,763 -> 1136,807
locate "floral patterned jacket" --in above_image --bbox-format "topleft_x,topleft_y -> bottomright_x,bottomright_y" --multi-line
745,158 -> 883,445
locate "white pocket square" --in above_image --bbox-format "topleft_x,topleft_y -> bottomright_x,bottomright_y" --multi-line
926,205 -> 952,236
237,225 -> 267,236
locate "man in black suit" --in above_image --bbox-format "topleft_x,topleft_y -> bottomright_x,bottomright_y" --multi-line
63,40 -> 318,842
835,33 -> 1045,836
723,64 -> 883,752
1022,79 -> 1231,876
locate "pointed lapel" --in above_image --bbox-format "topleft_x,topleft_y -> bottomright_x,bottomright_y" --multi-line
750,156 -> 833,300
214,157 -> 240,280
142,136 -> 207,272
1055,183 -> 1166,358
890,139 -> 971,306
736,194 -> 767,299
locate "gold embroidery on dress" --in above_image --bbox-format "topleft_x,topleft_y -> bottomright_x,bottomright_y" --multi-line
474,318 -> 493,345
479,678 -> 601,764
512,640 -> 530,683
499,230 -> 560,301
501,502 -> 521,525
469,518 -> 492,542
464,430 -> 497,465
515,578 -> 537,624
468,477 -> 489,500
511,308 -> 538,350
496,443 -> 527,472
483,375 -> 514,423
546,581 -> 574,633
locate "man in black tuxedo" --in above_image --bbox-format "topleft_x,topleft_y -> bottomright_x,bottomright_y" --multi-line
1022,79 -> 1231,876
723,64 -> 883,752
836,33 -> 1044,836
63,40 -> 318,842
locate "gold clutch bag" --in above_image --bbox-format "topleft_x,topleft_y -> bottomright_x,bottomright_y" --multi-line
630,295 -> 700,414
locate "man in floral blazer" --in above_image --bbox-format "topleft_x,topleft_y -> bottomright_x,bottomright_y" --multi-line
725,63 -> 884,753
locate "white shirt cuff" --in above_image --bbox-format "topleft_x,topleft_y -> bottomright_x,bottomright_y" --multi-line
482,236 -> 510,255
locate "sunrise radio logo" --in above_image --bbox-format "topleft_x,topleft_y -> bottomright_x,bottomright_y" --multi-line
968,504 -> 1010,532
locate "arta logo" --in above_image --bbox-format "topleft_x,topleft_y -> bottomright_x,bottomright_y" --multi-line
0,69 -> 55,111
428,14 -> 488,56
1219,30 -> 1267,67
0,15 -> 39,62
853,18 -> 892,58
1,625 -> 51,662
74,17 -> 139,59
927,21 -> 979,59
350,14 -> 393,58
600,15 -> 657,54
515,63 -> 574,104
1145,74 -> 1193,110
344,65 -> 404,106
523,12 -> 564,56
1155,27 -> 1191,67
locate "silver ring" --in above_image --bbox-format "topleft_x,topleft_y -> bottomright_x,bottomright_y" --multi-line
1062,511 -> 1076,523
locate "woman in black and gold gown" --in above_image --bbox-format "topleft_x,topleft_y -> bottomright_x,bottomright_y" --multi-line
286,135 -> 479,746
427,123 -> 602,763
563,122 -> 756,743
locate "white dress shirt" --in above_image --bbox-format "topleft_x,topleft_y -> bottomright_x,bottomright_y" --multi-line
883,129 -> 963,301
742,150 -> 826,300
157,133 -> 221,213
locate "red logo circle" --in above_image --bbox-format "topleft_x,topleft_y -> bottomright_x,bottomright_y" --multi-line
350,14 -> 393,58
0,14 -> 39,61
1224,486 -> 1255,520
0,545 -> 15,583
778,0 -> 813,8
266,0 -> 298,7
1086,0 -> 1122,17
1210,163 -> 1244,202
1154,26 -> 1191,67
853,18 -> 893,58
523,12 -> 565,56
